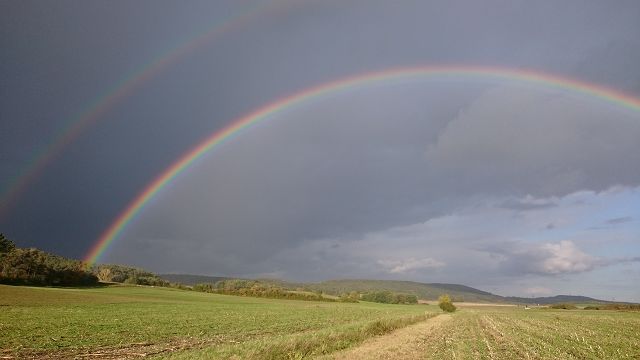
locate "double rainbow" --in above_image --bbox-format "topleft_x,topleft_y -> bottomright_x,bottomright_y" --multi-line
84,65 -> 640,265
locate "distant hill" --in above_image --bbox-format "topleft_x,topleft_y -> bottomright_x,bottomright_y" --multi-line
158,274 -> 611,304
303,279 -> 505,303
158,274 -> 230,286
504,295 -> 612,305
309,280 -> 612,304
303,280 -> 613,304
425,283 -> 494,296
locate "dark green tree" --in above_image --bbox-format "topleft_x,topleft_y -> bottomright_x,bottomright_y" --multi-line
0,233 -> 16,253
0,247 -> 98,286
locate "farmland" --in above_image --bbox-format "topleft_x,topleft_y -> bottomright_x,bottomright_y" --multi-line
0,284 -> 433,359
414,306 -> 640,359
1,284 -> 639,359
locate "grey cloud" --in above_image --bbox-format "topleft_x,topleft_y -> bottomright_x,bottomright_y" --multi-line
378,257 -> 445,274
606,216 -> 633,225
424,86 -> 640,200
112,85 -> 467,264
105,81 -> 640,301
589,215 -> 635,230
523,286 -> 553,296
4,1 -> 640,300
481,240 -> 640,276
498,196 -> 557,211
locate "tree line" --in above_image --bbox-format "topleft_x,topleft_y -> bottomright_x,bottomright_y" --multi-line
0,233 -> 186,288
192,279 -> 357,302
0,233 -> 98,286
92,263 -> 186,288
360,290 -> 418,304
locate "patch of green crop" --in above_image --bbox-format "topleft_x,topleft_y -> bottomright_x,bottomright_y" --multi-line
0,284 -> 433,358
164,313 -> 435,359
6,285 -> 636,359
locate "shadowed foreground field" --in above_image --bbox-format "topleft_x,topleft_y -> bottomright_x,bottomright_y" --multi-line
2,285 -> 639,359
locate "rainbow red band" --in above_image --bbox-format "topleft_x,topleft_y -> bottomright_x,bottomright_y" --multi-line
83,65 -> 640,265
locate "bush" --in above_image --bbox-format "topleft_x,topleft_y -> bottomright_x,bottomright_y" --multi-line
338,291 -> 360,303
438,294 -> 456,312
212,279 -> 338,302
598,304 -> 640,311
168,282 -> 190,290
549,303 -> 577,310
124,276 -> 138,285
92,264 -> 170,287
360,291 -> 418,304
193,283 -> 216,292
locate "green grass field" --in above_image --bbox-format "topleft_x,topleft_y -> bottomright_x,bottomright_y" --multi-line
0,284 -> 433,359
2,285 -> 639,359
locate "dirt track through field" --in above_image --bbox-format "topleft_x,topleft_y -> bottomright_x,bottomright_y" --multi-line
321,314 -> 452,360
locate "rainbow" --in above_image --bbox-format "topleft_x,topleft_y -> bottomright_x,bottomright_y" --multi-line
0,1 -> 285,218
83,65 -> 640,265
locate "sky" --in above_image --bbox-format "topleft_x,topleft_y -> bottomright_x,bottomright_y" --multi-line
1,0 -> 639,301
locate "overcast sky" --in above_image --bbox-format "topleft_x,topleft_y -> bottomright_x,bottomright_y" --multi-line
1,0 -> 639,301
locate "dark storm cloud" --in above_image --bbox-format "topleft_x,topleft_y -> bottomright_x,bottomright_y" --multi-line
106,85 -> 470,272
2,0 -> 640,300
423,86 -> 640,198
111,77 -> 640,295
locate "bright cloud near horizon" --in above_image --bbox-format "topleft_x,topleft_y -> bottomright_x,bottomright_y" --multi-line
1,1 -> 639,302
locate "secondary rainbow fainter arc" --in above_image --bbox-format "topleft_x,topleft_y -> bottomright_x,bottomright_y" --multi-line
83,65 -> 640,266
0,1 -> 287,219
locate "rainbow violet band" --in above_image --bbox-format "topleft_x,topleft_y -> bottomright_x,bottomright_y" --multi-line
83,65 -> 640,266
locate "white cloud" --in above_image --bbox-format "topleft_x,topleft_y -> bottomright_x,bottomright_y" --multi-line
481,237 -> 640,278
539,240 -> 598,274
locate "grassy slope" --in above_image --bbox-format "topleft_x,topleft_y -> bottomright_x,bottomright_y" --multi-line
307,279 -> 505,303
153,274 -> 503,302
0,284 -> 434,358
157,275 -> 503,302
